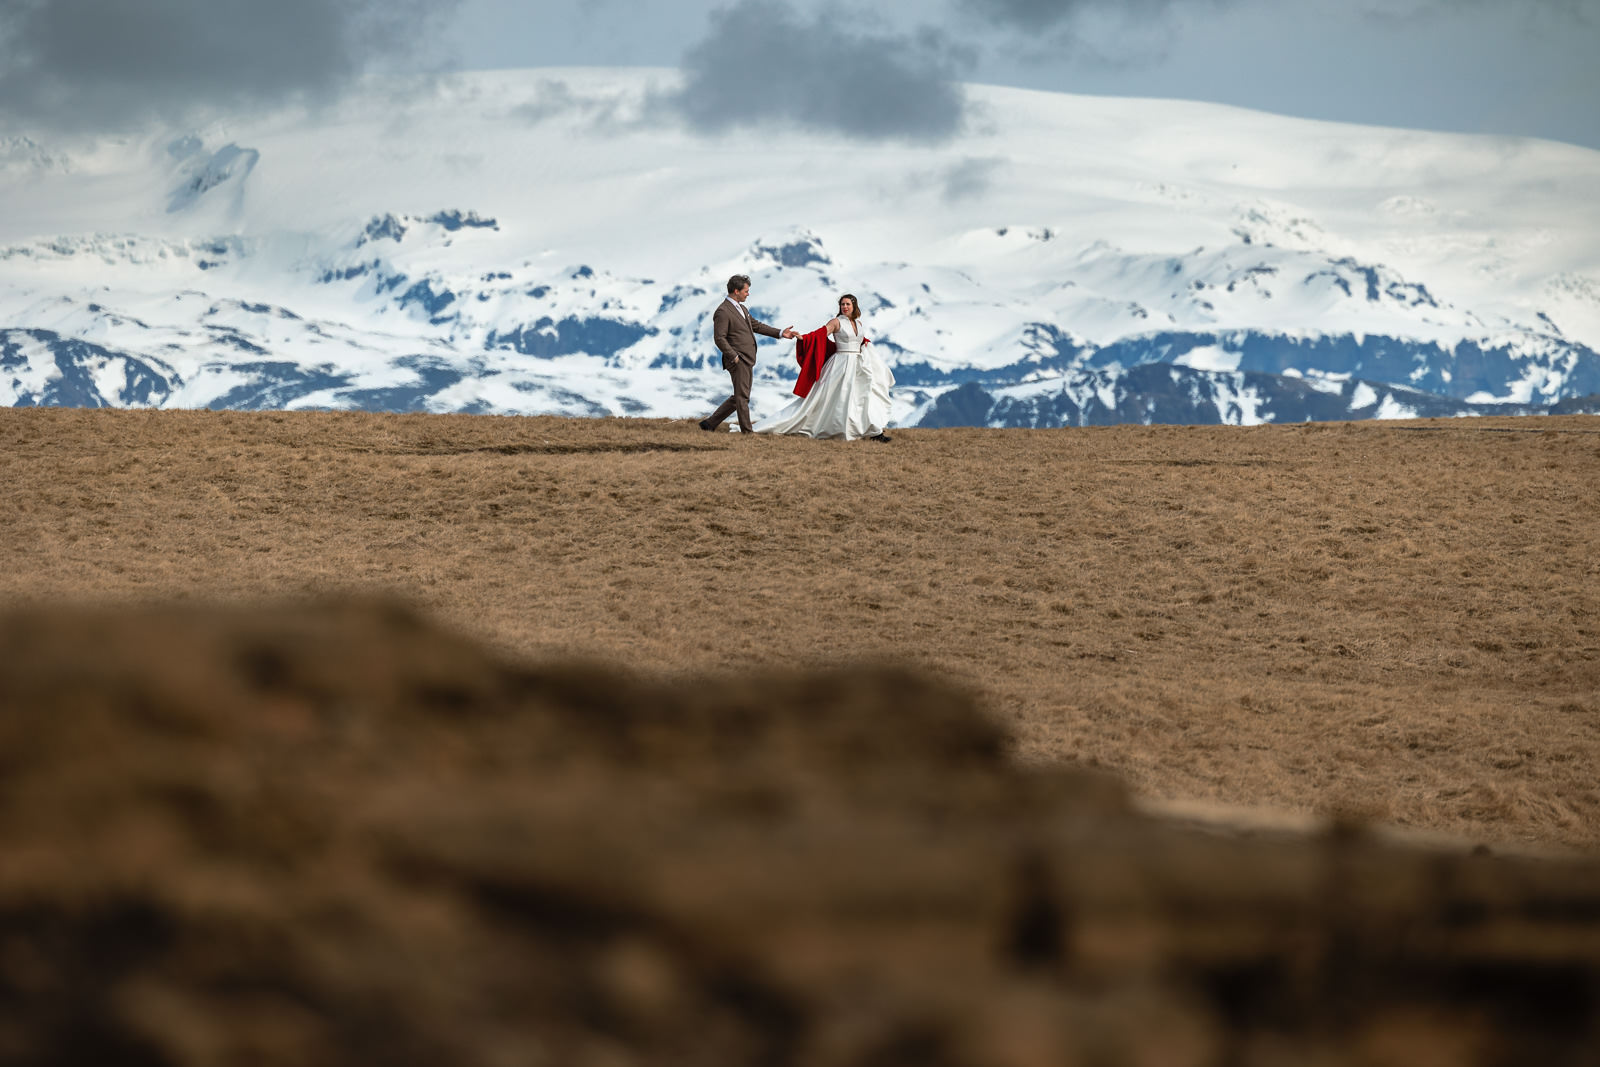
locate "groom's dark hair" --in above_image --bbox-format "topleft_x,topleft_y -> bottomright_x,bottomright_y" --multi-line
727,274 -> 751,294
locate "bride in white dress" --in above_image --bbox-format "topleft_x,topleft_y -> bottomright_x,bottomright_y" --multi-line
757,294 -> 895,441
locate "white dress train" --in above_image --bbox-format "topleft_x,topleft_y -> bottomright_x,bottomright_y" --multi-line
756,318 -> 894,439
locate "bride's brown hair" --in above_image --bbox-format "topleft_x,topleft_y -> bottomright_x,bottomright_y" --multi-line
838,294 -> 861,323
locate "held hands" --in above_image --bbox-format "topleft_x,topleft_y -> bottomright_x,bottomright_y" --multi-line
781,327 -> 799,339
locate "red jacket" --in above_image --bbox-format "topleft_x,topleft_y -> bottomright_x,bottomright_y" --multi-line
793,328 -> 834,397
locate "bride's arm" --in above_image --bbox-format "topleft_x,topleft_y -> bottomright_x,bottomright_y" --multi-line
822,317 -> 841,335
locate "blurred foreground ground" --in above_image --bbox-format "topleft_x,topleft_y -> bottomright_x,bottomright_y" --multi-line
2,600 -> 1598,1066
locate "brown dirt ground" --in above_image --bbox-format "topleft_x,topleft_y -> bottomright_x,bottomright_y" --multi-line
2,408 -> 1598,850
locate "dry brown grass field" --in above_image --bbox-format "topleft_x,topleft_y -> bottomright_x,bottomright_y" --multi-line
2,407 -> 1598,850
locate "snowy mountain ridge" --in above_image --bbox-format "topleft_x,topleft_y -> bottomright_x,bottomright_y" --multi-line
2,68 -> 1598,425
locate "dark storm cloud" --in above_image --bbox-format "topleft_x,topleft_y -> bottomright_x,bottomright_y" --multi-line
669,0 -> 974,142
952,0 -> 1241,70
956,0 -> 1211,32
0,0 -> 458,131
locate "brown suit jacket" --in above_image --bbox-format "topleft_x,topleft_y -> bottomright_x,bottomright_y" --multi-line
713,298 -> 780,369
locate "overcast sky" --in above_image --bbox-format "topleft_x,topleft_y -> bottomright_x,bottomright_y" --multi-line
2,0 -> 1596,150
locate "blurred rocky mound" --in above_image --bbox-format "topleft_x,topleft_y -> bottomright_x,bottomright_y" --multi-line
1,601 -> 1597,1067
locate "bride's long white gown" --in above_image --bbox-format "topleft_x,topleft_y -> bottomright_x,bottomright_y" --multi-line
756,318 -> 894,439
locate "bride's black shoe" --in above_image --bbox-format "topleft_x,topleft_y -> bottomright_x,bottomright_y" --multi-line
868,433 -> 892,443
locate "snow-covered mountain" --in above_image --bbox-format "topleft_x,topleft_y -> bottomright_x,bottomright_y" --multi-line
3,69 -> 1598,426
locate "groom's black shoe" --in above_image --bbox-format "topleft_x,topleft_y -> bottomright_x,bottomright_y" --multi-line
698,419 -> 716,432
869,433 -> 892,443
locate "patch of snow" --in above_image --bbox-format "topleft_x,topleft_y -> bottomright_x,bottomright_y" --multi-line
1374,394 -> 1418,420
1296,371 -> 1347,395
1209,373 -> 1268,426
0,335 -> 64,403
1172,344 -> 1241,371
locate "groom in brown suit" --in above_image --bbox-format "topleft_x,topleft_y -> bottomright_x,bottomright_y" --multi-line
700,273 -> 797,433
